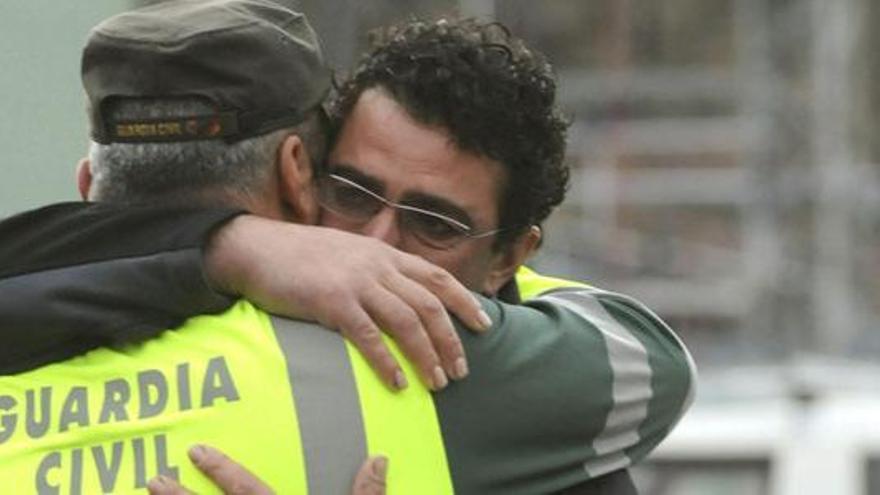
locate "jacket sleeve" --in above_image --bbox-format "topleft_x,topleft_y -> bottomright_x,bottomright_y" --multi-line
437,276 -> 696,494
0,202 -> 243,374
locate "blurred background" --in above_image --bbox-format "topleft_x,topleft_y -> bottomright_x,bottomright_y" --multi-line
3,0 -> 880,493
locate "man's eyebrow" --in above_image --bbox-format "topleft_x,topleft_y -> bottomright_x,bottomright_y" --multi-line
326,162 -> 473,226
325,163 -> 386,194
401,192 -> 473,227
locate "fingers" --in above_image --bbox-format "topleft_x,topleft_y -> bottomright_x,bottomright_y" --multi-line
362,287 -> 448,391
401,258 -> 492,333
148,449 -> 386,495
352,456 -> 388,495
206,222 -> 488,393
334,256 -> 485,391
189,444 -> 273,495
147,476 -> 192,495
383,274 -> 468,382
335,303 -> 409,391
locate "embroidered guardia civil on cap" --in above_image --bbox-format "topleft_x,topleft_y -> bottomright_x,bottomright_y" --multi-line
82,0 -> 330,144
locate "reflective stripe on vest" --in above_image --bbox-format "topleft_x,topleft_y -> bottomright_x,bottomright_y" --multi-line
270,316 -> 453,494
0,301 -> 452,494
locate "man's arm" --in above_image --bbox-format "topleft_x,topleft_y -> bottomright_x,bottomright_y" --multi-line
0,202 -> 240,374
0,203 -> 489,390
440,285 -> 695,494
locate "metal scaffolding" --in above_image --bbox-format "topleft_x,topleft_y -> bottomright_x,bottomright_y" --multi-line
286,0 -> 880,367
526,0 -> 880,367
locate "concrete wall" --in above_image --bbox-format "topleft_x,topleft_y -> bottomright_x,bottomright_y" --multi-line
0,1 -> 133,216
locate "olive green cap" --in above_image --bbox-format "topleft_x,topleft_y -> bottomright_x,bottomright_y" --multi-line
82,0 -> 330,143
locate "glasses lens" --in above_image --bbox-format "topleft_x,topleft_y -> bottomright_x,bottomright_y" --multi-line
318,176 -> 383,220
318,174 -> 479,249
401,209 -> 469,248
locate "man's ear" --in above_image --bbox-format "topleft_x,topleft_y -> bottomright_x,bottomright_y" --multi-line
482,225 -> 542,296
76,158 -> 92,201
277,134 -> 319,224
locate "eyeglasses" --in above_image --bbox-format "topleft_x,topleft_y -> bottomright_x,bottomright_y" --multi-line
316,173 -> 502,249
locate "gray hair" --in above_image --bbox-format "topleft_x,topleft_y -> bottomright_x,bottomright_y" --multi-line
88,98 -> 327,204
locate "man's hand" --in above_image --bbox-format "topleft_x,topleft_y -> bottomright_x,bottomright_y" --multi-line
206,215 -> 492,390
147,445 -> 271,495
147,444 -> 388,495
351,456 -> 388,495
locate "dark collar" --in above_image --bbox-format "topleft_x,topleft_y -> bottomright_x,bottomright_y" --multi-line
496,278 -> 521,304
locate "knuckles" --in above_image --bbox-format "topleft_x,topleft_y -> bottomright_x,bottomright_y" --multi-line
415,298 -> 446,321
425,267 -> 455,290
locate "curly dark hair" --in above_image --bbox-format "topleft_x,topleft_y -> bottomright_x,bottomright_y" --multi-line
327,18 -> 569,248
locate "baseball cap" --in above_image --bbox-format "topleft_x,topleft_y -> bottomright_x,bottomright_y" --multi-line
82,0 -> 330,144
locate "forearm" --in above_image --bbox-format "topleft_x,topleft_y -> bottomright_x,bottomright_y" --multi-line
0,202 -> 244,279
0,207 -> 485,389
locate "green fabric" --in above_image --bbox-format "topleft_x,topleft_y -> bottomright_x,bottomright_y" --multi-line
599,297 -> 695,464
433,269 -> 695,494
437,296 -> 616,494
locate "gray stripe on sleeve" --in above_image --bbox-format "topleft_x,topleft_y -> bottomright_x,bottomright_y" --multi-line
541,291 -> 653,477
270,316 -> 367,495
599,291 -> 698,426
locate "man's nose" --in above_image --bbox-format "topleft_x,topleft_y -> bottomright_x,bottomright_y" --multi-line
361,207 -> 403,247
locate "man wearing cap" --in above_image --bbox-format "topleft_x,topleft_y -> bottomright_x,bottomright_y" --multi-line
3,0 -> 488,392
0,1 -> 694,494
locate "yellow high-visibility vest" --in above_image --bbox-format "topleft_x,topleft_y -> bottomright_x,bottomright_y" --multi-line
0,301 -> 453,494
516,265 -> 592,300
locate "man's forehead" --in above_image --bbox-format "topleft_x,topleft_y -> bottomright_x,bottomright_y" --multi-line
328,87 -> 505,226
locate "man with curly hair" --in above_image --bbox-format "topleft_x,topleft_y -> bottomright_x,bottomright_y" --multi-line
321,18 -> 570,296
1,6 -> 693,494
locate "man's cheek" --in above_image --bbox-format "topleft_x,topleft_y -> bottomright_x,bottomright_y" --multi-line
429,249 -> 491,292
318,212 -> 354,232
